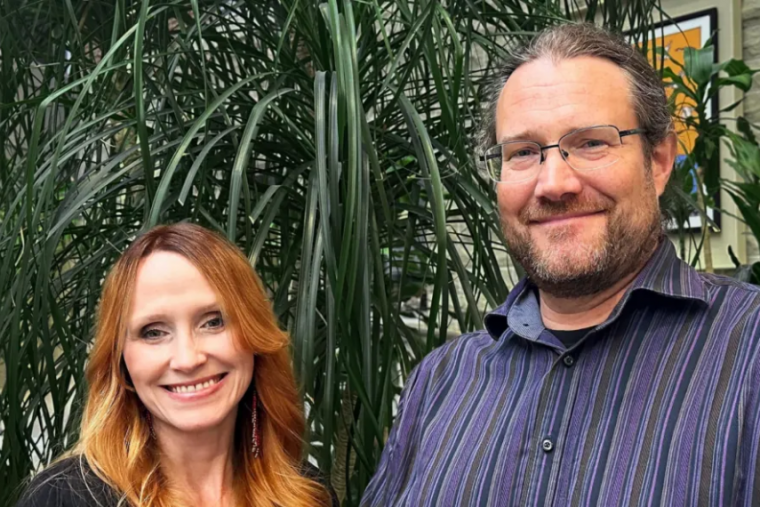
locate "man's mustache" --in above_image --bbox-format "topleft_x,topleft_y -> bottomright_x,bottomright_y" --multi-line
519,197 -> 615,224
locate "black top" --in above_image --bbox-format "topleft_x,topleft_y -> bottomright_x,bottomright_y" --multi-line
15,458 -> 117,507
549,326 -> 594,350
17,456 -> 339,507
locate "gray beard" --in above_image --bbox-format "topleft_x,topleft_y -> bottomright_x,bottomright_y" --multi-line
504,198 -> 663,299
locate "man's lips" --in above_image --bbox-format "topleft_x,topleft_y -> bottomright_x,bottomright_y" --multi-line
530,210 -> 605,225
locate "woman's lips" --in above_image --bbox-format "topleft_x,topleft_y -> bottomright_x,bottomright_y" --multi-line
162,373 -> 228,401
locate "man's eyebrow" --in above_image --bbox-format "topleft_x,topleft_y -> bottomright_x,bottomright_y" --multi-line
496,125 -> 591,144
497,130 -> 541,144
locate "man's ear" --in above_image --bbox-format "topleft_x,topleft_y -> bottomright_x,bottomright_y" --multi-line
651,131 -> 677,197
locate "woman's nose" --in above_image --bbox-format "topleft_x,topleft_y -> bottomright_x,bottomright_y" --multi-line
169,332 -> 207,372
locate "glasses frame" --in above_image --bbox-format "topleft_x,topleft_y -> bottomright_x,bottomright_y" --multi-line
479,124 -> 646,183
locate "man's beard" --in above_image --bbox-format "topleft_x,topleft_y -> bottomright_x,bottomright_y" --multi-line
502,184 -> 663,299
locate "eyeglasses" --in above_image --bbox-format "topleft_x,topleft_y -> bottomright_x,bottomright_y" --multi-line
480,125 -> 646,184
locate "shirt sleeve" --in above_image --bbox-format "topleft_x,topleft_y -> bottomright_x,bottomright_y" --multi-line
360,359 -> 433,507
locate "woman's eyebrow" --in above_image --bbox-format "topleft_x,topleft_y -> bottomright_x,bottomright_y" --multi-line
196,303 -> 221,315
130,303 -> 221,327
130,313 -> 169,329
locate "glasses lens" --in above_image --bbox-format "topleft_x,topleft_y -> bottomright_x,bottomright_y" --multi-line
485,142 -> 540,182
560,126 -> 622,171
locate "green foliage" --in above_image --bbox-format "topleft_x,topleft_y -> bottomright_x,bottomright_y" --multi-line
663,39 -> 760,282
662,42 -> 759,267
0,0 -> 664,504
725,118 -> 760,283
666,44 -> 760,193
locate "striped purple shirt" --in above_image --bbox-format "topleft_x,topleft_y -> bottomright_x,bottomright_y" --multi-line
362,241 -> 760,506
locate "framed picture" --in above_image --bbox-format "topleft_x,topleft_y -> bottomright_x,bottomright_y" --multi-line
637,9 -> 720,231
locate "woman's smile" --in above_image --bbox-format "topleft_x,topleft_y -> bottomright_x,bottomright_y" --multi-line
162,372 -> 228,400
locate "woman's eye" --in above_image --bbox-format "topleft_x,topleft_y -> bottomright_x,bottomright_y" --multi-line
140,328 -> 165,340
203,314 -> 225,329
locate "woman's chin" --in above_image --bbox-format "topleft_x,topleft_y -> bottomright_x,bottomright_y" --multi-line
160,411 -> 235,436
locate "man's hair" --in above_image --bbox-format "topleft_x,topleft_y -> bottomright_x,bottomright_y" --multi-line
478,23 -> 672,158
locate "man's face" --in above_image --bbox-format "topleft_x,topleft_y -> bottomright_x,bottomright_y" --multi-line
495,56 -> 674,298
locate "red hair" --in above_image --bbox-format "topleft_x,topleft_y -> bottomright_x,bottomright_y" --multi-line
74,223 -> 329,506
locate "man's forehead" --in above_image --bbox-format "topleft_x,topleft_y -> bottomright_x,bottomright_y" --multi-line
495,56 -> 635,139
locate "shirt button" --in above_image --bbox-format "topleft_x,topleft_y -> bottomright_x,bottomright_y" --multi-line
563,355 -> 575,367
542,438 -> 554,453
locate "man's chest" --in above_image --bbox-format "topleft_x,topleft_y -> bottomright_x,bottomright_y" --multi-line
400,333 -> 749,507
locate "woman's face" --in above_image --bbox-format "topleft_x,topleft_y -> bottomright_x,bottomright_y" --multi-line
122,251 -> 254,436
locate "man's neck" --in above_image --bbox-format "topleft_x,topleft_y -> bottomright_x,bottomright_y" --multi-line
538,232 -> 662,331
538,270 -> 637,330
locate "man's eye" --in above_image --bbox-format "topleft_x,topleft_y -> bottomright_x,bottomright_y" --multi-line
508,149 -> 538,160
580,139 -> 608,149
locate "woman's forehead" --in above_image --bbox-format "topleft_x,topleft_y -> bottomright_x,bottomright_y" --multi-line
129,252 -> 220,321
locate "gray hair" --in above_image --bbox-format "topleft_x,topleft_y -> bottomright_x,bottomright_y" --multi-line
478,23 -> 672,158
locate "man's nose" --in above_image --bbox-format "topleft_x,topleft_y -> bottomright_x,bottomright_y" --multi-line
533,146 -> 583,201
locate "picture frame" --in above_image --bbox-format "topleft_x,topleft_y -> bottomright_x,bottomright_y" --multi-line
638,8 -> 720,231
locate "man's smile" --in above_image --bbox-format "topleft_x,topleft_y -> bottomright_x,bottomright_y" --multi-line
529,210 -> 606,226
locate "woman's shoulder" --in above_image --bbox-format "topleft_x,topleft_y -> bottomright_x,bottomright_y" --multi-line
300,461 -> 340,507
16,456 -> 118,507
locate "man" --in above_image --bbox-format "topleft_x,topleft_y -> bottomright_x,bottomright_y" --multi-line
361,23 -> 760,506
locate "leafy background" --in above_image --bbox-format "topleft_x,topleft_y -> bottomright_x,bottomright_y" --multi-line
2,0 -> 735,505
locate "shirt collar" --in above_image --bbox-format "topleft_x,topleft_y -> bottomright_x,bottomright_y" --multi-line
484,239 -> 709,341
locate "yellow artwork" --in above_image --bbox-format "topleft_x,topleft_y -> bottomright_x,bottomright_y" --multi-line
644,26 -> 705,156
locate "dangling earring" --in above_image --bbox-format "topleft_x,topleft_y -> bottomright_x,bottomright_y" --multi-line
145,410 -> 157,440
251,386 -> 261,458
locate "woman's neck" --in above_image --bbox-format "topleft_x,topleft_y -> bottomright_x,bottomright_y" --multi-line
154,414 -> 237,506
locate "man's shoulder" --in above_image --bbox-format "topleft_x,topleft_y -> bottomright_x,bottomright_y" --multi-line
413,330 -> 502,381
686,273 -> 760,364
699,271 -> 760,295
698,272 -> 760,319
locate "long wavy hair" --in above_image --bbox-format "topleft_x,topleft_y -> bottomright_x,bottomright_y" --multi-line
71,223 -> 330,506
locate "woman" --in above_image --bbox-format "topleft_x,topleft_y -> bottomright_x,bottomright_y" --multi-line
18,223 -> 335,507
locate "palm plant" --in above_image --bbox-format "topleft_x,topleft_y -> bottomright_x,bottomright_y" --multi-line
1,0 -> 664,504
661,42 -> 760,270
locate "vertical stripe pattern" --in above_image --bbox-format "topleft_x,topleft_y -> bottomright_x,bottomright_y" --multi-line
361,241 -> 760,507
